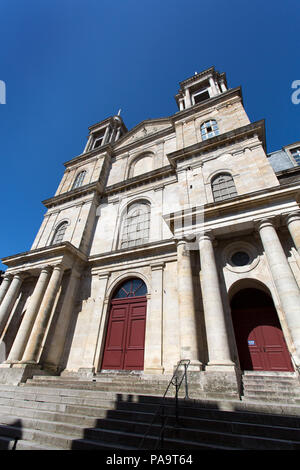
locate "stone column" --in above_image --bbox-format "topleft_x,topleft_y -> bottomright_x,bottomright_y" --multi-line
44,269 -> 81,370
256,218 -> 300,366
285,211 -> 300,256
0,274 -> 13,305
6,267 -> 52,363
144,262 -> 165,374
176,239 -> 202,370
0,273 -> 24,336
209,76 -> 219,96
199,232 -> 234,370
21,265 -> 65,364
184,88 -> 192,108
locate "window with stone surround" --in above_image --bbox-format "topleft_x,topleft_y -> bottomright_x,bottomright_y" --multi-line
92,131 -> 106,149
290,147 -> 300,165
201,119 -> 219,140
51,221 -> 68,244
211,172 -> 237,202
71,170 -> 86,190
120,202 -> 150,249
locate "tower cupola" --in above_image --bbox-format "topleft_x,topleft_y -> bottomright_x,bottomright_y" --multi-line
175,66 -> 228,111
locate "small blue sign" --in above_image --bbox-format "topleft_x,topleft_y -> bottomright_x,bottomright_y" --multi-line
248,340 -> 255,345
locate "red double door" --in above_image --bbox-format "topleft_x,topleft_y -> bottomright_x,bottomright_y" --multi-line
101,296 -> 147,370
232,289 -> 293,372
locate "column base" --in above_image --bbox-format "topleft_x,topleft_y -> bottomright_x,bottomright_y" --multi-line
143,366 -> 164,375
201,364 -> 241,398
205,360 -> 236,372
0,362 -> 54,385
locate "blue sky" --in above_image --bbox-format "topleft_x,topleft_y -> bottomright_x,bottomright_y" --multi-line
0,0 -> 299,270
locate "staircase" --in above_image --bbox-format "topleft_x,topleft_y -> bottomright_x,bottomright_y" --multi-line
0,372 -> 300,450
241,371 -> 300,404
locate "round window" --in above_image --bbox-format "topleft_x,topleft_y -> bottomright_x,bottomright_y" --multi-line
231,251 -> 250,267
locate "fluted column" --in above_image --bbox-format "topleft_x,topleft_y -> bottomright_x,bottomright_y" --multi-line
144,262 -> 164,374
0,273 -> 24,336
176,239 -> 202,370
285,211 -> 300,256
256,218 -> 300,365
199,232 -> 234,370
7,267 -> 52,362
0,274 -> 13,305
21,265 -> 65,364
44,269 -> 81,369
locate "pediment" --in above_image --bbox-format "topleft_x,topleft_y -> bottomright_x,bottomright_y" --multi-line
114,119 -> 173,149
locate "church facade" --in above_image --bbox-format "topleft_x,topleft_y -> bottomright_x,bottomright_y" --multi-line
0,67 -> 300,396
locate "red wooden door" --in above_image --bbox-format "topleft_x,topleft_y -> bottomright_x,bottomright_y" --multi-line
101,296 -> 147,370
231,289 -> 293,372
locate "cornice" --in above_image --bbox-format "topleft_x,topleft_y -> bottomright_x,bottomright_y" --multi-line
171,87 -> 243,123
64,145 -> 113,168
163,182 -> 300,229
42,181 -> 102,209
88,239 -> 176,267
179,66 -> 216,87
104,165 -> 175,196
167,119 -> 266,168
112,119 -> 174,156
2,242 -> 87,269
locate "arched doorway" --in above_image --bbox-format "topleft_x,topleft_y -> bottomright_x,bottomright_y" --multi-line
231,288 -> 294,372
101,278 -> 147,370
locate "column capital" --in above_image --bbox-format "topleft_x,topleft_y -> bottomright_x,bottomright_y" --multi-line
174,236 -> 194,246
39,265 -> 53,275
283,210 -> 300,226
98,271 -> 111,280
10,271 -> 27,281
52,264 -> 66,273
197,230 -> 217,246
1,272 -> 13,281
150,261 -> 165,271
253,216 -> 278,232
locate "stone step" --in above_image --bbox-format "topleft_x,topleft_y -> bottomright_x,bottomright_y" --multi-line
2,382 -> 300,419
0,416 -> 239,451
1,378 -> 300,450
2,401 -> 300,443
1,387 -> 300,431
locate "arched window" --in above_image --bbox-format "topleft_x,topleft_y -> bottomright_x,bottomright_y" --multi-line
129,153 -> 153,178
112,278 -> 147,299
51,221 -> 68,244
72,170 -> 86,190
120,202 -> 150,249
201,119 -> 219,140
211,173 -> 237,202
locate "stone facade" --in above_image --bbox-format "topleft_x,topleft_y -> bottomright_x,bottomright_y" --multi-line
0,67 -> 300,396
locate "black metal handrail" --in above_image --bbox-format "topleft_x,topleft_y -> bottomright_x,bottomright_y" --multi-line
139,359 -> 190,449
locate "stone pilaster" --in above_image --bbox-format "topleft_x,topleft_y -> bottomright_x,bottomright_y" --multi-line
83,271 -> 111,374
256,218 -> 300,367
144,262 -> 165,374
44,269 -> 81,370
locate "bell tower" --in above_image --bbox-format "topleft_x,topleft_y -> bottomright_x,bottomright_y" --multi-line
175,66 -> 228,110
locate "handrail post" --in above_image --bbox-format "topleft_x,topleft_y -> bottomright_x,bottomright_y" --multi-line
138,359 -> 191,449
184,362 -> 189,399
175,375 -> 179,425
